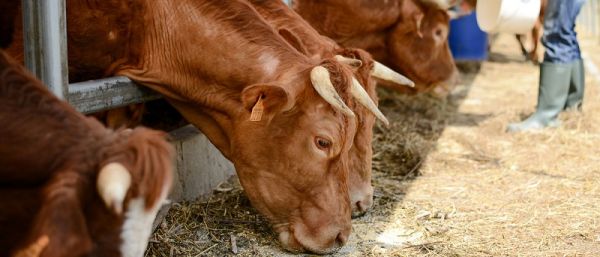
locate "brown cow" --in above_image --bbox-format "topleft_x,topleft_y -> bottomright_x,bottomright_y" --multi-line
294,0 -> 459,96
0,50 -> 174,257
246,0 -> 413,217
5,0 -> 390,253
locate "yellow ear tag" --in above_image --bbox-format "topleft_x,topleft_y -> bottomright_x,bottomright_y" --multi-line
249,96 -> 264,122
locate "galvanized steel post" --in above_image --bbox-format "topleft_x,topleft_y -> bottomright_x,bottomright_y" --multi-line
22,0 -> 69,99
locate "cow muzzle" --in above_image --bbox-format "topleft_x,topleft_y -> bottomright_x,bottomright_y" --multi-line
430,68 -> 460,97
276,221 -> 350,254
350,184 -> 374,218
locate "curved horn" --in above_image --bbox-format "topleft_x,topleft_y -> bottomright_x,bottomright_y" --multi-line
334,55 -> 363,68
371,61 -> 415,87
419,0 -> 455,9
97,162 -> 131,215
310,66 -> 355,117
351,77 -> 390,126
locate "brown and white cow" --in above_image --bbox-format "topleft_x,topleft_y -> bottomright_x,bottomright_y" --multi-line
0,50 -> 174,257
246,0 -> 413,217
5,0 -> 391,253
293,0 -> 460,96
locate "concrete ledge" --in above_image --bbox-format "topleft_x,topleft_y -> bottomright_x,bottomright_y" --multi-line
169,125 -> 236,201
154,125 -> 236,228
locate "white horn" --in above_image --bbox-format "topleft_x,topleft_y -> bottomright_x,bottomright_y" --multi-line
97,162 -> 131,215
334,55 -> 362,68
420,0 -> 456,9
371,61 -> 415,87
310,66 -> 355,117
350,77 -> 390,127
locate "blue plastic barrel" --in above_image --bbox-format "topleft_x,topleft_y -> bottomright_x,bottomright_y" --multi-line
448,12 -> 488,61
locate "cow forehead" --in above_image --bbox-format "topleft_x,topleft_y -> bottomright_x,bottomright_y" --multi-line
301,100 -> 355,145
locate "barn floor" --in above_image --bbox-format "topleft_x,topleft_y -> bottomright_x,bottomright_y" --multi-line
145,33 -> 600,257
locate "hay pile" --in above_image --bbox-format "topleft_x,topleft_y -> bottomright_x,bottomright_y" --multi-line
146,34 -> 600,257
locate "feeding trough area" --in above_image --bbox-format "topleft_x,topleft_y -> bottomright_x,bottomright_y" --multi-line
1,0 -> 599,256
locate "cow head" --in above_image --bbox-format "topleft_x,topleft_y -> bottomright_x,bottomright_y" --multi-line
94,127 -> 174,257
17,127 -> 174,257
232,59 -> 376,254
248,0 -> 413,215
334,49 -> 383,218
336,50 -> 414,218
386,0 -> 459,95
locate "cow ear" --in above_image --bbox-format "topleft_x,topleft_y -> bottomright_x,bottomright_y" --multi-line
241,84 -> 291,122
401,0 -> 423,18
279,28 -> 309,56
401,0 -> 425,37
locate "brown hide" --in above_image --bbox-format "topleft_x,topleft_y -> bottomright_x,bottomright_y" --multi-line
246,0 -> 376,217
4,1 -> 146,129
294,0 -> 458,95
0,51 -> 174,257
6,0 -> 355,253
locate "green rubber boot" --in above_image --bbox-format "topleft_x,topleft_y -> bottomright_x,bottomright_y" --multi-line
507,62 -> 572,132
564,59 -> 585,111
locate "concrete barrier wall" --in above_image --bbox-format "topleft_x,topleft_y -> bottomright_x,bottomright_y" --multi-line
154,125 -> 236,228
169,125 -> 236,202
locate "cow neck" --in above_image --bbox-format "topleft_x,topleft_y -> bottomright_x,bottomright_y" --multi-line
249,0 -> 337,58
117,0 -> 313,158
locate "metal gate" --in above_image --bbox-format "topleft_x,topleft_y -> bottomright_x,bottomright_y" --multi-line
21,0 -> 160,114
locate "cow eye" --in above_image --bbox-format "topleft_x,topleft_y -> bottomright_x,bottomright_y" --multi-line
315,137 -> 332,150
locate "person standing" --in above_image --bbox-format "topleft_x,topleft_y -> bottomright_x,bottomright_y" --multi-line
507,0 -> 586,132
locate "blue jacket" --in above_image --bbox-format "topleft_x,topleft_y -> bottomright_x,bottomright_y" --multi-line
542,0 -> 586,63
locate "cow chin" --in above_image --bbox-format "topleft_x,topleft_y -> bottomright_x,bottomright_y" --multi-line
276,222 -> 348,254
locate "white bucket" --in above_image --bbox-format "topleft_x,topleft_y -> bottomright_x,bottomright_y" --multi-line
476,0 -> 541,34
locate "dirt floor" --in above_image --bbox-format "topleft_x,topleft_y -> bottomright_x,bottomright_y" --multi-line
145,33 -> 600,257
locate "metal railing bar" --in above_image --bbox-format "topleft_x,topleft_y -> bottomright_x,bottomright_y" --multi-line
22,0 -> 69,99
68,76 -> 161,114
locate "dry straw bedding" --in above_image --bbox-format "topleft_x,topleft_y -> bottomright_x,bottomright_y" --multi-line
146,34 -> 600,257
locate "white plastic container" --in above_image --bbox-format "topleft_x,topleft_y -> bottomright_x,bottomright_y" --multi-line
476,0 -> 541,34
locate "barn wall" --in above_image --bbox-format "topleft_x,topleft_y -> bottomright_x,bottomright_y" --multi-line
154,125 -> 236,229
169,125 -> 236,202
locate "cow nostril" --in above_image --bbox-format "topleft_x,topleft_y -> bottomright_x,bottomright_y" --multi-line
355,201 -> 365,212
335,232 -> 348,246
